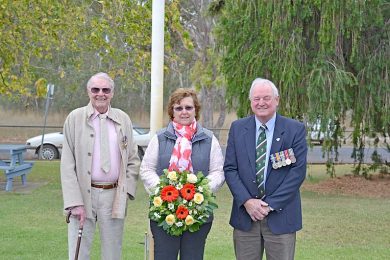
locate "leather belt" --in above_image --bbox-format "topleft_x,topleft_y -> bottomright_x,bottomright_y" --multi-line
91,183 -> 118,189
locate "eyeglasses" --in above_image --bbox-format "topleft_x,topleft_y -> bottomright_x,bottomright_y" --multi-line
173,106 -> 194,112
90,87 -> 112,94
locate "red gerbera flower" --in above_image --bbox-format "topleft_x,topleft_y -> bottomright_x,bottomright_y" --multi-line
161,185 -> 179,202
180,183 -> 196,200
176,205 -> 189,219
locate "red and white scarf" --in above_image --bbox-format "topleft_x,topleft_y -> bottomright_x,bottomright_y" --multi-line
168,120 -> 197,172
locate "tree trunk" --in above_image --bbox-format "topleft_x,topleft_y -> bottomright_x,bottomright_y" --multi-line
200,86 -> 213,128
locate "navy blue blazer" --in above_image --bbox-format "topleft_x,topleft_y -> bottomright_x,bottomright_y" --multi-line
224,114 -> 307,234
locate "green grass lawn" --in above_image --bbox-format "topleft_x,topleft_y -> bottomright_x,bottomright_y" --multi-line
0,162 -> 389,259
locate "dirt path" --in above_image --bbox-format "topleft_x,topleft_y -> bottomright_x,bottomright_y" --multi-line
302,174 -> 390,198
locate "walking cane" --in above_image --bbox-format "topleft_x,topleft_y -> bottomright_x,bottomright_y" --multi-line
74,224 -> 83,260
66,211 -> 84,260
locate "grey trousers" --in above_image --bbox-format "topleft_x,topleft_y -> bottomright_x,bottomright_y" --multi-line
68,187 -> 125,260
233,218 -> 296,260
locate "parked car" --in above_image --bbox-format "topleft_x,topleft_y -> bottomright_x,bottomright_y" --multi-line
26,128 -> 151,160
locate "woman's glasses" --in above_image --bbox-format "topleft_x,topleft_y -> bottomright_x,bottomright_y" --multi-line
90,87 -> 112,94
173,106 -> 194,112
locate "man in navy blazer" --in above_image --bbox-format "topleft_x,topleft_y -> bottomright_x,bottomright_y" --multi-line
224,78 -> 307,260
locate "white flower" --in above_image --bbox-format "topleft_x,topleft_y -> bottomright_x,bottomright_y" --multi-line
168,203 -> 175,210
188,201 -> 193,207
187,173 -> 198,183
185,215 -> 194,225
194,193 -> 204,204
167,171 -> 178,181
176,183 -> 183,190
175,221 -> 183,227
154,212 -> 161,219
198,186 -> 203,192
165,214 -> 175,225
153,196 -> 163,207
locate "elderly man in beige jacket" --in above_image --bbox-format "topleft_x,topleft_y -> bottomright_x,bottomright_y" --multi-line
61,72 -> 140,260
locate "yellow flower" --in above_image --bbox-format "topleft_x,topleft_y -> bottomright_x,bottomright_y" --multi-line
165,214 -> 176,225
153,196 -> 162,207
187,173 -> 198,183
185,215 -> 194,226
167,171 -> 178,181
193,193 -> 204,204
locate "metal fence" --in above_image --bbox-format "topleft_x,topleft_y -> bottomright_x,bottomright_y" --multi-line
0,125 -> 231,145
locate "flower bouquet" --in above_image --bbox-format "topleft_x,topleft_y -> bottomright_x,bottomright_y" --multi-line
149,169 -> 218,236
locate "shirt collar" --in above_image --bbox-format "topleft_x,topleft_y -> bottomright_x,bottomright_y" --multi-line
255,113 -> 276,133
89,105 -> 111,121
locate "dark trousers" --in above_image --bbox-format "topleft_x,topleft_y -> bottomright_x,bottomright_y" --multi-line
150,220 -> 212,260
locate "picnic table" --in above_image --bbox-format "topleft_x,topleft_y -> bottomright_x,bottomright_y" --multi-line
0,144 -> 34,191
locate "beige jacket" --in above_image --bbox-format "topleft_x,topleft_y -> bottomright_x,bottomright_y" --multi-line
61,102 -> 140,219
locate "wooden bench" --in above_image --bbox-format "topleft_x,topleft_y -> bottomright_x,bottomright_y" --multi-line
0,144 -> 34,191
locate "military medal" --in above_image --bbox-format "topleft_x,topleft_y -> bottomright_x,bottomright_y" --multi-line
121,136 -> 128,149
288,148 -> 296,163
270,154 -> 278,169
279,151 -> 287,166
275,152 -> 282,168
284,150 -> 292,165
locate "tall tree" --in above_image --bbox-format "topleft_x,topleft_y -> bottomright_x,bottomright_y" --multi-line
0,0 -> 153,111
212,0 -> 389,176
1,1 -> 190,113
176,0 -> 227,134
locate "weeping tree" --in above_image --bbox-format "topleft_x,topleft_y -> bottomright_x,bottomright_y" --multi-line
211,0 -> 389,177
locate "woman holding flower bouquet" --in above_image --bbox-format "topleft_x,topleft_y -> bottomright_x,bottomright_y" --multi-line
140,88 -> 225,260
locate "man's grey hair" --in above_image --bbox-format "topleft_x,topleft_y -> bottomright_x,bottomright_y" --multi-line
249,78 -> 279,99
87,72 -> 115,90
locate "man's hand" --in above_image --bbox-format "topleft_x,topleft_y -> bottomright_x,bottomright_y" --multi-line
70,206 -> 86,227
244,199 -> 271,221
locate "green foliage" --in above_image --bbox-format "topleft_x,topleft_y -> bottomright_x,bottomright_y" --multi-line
0,0 -> 189,114
0,0 -> 151,104
213,0 -> 389,176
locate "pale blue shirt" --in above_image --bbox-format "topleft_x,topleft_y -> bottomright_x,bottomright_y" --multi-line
255,114 -> 276,188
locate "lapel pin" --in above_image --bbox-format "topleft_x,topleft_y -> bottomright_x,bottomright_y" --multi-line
276,138 -> 280,141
